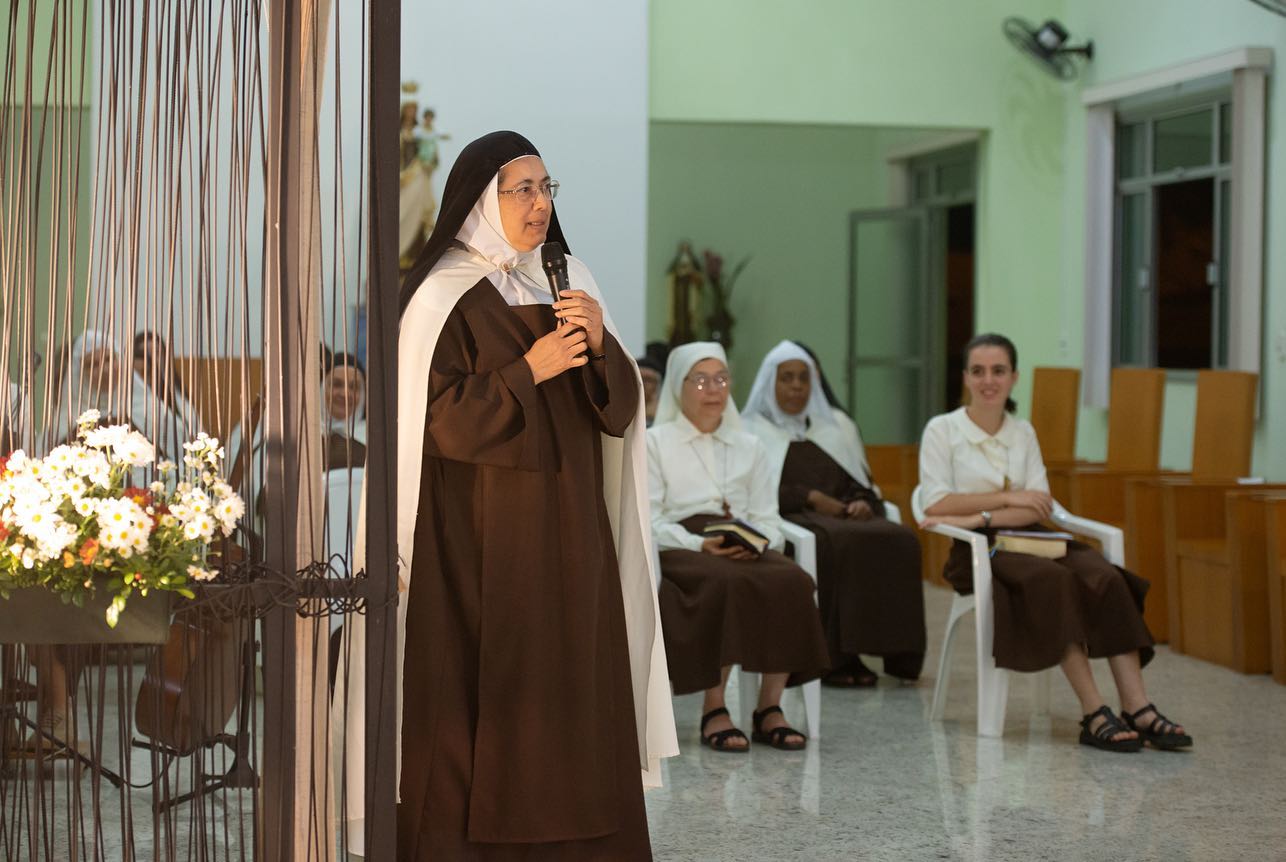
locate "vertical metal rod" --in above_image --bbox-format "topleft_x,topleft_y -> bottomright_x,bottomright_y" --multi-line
364,0 -> 400,858
261,0 -> 300,857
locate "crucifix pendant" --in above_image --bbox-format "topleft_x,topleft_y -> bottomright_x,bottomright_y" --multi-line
721,499 -> 731,518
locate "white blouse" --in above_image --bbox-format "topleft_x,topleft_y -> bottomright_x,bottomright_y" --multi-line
647,414 -> 787,553
918,406 -> 1050,509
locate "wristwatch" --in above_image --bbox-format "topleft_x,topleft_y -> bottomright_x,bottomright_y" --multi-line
980,510 -> 993,528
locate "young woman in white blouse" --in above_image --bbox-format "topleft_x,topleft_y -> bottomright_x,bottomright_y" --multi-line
919,334 -> 1191,753
648,342 -> 829,752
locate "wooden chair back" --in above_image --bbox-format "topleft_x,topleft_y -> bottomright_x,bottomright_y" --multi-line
1191,370 -> 1257,479
173,357 -> 264,445
1029,367 -> 1080,463
1105,368 -> 1166,470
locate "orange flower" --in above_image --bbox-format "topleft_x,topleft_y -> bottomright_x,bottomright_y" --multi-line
63,551 -> 76,569
0,525 -> 8,542
78,538 -> 100,565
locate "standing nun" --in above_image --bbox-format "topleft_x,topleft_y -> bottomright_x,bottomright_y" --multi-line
387,131 -> 675,860
743,341 -> 926,685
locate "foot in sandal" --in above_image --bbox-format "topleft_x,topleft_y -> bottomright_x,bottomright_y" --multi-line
1121,703 -> 1192,750
699,707 -> 749,753
1079,705 -> 1142,753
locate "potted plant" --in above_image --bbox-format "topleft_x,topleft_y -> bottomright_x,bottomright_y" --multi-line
0,411 -> 244,645
702,249 -> 750,350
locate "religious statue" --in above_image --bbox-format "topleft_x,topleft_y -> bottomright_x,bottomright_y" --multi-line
665,241 -> 703,345
398,81 -> 449,270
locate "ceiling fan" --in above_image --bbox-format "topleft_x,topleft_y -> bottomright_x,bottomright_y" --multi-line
1002,17 -> 1094,81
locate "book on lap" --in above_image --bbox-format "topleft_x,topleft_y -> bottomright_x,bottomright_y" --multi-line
993,529 -> 1074,559
701,519 -> 770,556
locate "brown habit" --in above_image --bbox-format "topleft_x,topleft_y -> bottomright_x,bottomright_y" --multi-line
778,441 -> 926,678
398,282 -> 651,860
944,530 -> 1155,673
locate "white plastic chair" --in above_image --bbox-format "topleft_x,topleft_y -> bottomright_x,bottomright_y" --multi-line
325,468 -> 365,635
912,485 -> 1124,737
736,520 -> 822,741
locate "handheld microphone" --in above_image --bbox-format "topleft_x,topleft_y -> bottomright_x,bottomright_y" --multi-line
541,242 -> 574,332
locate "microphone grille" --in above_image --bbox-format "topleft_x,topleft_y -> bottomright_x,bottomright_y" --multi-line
540,241 -> 566,270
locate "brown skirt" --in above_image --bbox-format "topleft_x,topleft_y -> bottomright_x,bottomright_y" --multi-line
944,537 -> 1155,673
788,512 -> 926,678
657,515 -> 831,695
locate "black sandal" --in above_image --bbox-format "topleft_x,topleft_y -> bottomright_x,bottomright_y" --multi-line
822,659 -> 878,688
751,705 -> 807,751
1121,703 -> 1193,751
699,707 -> 749,753
1078,705 -> 1142,753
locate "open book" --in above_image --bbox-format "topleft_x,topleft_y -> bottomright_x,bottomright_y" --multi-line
702,519 -> 770,556
993,529 -> 1074,560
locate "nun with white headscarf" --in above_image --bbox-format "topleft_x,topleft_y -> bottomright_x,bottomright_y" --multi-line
647,341 -> 829,753
742,340 -> 926,686
50,330 -> 194,460
350,131 -> 675,861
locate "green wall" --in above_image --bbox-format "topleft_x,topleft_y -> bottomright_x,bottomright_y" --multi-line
1,7 -> 93,410
648,0 -> 1068,420
647,122 -> 919,401
650,0 -> 1286,478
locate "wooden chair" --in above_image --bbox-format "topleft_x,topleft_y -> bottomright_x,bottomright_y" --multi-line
869,444 -> 949,587
1161,485 -> 1286,672
1045,368 -> 1166,505
1266,496 -> 1286,685
1098,370 -> 1258,640
173,356 -> 265,445
1028,367 -> 1081,501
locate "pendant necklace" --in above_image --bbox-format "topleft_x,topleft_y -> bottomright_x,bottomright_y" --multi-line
690,435 -> 732,518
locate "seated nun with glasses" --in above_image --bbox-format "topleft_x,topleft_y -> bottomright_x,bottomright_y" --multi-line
647,342 -> 829,752
742,341 -> 926,688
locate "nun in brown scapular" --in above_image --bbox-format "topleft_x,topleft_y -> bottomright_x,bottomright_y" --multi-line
742,340 -> 926,687
647,342 -> 830,752
343,131 -> 677,860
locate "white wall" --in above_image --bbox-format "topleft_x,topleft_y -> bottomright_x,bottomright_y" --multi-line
402,0 -> 650,352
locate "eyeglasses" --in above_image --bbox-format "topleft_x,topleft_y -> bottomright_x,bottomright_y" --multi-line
497,180 -> 560,205
683,373 -> 731,391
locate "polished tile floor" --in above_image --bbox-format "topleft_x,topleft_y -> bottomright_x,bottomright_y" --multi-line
645,584 -> 1286,862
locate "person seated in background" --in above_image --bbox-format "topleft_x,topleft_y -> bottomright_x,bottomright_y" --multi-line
647,342 -> 829,752
743,341 -> 925,687
918,333 -> 1192,753
636,355 -> 663,426
133,331 -> 203,450
322,352 -> 367,470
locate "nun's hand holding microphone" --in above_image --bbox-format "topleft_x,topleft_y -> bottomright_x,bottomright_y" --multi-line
524,326 -> 589,384
553,290 -> 605,355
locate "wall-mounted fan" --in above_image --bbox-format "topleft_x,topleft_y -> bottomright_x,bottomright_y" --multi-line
1003,17 -> 1094,81
1247,0 -> 1286,15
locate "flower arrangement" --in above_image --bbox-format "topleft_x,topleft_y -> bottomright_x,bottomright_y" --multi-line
0,410 -> 245,627
701,248 -> 750,350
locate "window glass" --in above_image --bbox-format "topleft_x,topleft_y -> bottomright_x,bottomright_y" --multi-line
1153,108 -> 1213,173
1117,122 -> 1147,179
1116,192 -> 1149,365
935,160 -> 973,198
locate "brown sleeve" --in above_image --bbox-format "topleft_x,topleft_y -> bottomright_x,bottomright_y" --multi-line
422,305 -> 543,470
579,332 -> 639,438
778,480 -> 812,515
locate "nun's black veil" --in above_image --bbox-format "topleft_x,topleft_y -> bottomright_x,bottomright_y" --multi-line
398,131 -> 570,314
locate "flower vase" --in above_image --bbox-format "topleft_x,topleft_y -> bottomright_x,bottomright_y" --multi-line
707,303 -> 735,350
0,588 -> 173,645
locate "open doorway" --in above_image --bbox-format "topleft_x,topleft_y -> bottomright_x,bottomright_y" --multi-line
846,141 -> 978,443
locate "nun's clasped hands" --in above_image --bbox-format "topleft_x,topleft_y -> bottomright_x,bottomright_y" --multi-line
554,289 -> 604,354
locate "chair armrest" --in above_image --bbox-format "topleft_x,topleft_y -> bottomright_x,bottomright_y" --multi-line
779,521 -> 817,583
883,501 -> 902,524
1051,502 -> 1124,566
